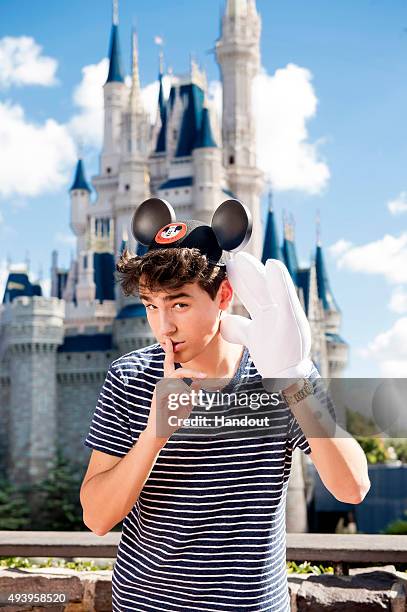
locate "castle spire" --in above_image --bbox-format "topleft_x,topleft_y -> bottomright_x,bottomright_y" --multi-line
155,49 -> 167,153
105,0 -> 124,84
282,212 -> 299,284
130,28 -> 142,112
315,217 -> 340,312
70,159 -> 91,192
261,188 -> 283,264
226,0 -> 248,17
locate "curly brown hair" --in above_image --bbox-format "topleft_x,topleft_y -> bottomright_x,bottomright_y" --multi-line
115,247 -> 228,300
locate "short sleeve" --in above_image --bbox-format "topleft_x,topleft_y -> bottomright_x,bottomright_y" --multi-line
84,364 -> 134,458
287,363 -> 336,455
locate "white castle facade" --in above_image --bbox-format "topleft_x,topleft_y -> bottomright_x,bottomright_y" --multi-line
0,0 -> 348,489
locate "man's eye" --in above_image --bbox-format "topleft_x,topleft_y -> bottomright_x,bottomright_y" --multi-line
145,304 -> 156,310
174,303 -> 188,309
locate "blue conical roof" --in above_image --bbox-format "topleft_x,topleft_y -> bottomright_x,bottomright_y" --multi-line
158,73 -> 166,124
315,244 -> 340,312
70,159 -> 91,192
155,73 -> 167,153
262,208 -> 283,264
106,24 -> 124,84
195,107 -> 217,149
282,237 -> 299,285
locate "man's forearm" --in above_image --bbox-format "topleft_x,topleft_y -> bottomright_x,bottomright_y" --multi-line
286,381 -> 371,504
81,429 -> 167,536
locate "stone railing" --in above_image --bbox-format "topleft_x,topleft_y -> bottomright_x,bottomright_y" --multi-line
0,532 -> 406,611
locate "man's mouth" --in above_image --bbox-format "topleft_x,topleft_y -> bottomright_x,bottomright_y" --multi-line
171,341 -> 185,352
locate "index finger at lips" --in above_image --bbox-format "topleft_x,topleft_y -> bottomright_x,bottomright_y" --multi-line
163,337 -> 175,377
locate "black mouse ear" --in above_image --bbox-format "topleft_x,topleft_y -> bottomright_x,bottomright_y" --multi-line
211,199 -> 252,252
131,198 -> 176,246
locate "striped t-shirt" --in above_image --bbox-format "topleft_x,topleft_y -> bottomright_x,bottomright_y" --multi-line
84,343 -> 330,612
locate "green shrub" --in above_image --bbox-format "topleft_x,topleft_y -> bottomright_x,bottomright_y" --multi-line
0,478 -> 30,530
382,510 -> 407,535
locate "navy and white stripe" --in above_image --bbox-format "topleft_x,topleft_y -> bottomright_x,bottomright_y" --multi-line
84,344 -> 333,612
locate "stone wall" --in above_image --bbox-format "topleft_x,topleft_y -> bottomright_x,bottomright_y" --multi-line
0,565 -> 406,611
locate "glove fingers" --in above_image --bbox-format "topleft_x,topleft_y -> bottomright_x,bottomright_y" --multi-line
220,313 -> 251,346
265,259 -> 312,356
226,253 -> 270,317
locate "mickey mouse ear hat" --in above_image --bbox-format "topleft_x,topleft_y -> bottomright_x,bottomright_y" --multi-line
131,197 -> 252,266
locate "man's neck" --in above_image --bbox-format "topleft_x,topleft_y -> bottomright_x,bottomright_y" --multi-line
178,333 -> 245,381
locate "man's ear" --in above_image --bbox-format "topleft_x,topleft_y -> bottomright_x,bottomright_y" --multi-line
217,278 -> 233,312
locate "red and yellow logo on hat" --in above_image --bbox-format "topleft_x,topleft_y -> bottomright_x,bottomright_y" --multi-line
155,222 -> 187,244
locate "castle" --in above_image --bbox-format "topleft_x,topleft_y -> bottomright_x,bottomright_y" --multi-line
0,0 -> 348,489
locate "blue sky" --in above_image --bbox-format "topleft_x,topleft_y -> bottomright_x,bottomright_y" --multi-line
0,0 -> 407,378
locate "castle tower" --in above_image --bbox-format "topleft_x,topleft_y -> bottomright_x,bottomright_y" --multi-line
3,296 -> 64,490
192,106 -> 223,224
115,29 -> 150,254
100,1 -> 126,178
69,158 -> 91,255
216,0 -> 264,258
314,216 -> 348,376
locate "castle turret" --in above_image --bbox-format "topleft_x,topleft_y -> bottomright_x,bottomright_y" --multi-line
314,219 -> 348,375
282,214 -> 299,285
75,250 -> 96,304
101,4 -> 126,177
70,159 -> 91,254
192,106 -> 223,224
216,0 -> 264,258
1,296 -> 64,493
262,192 -> 283,264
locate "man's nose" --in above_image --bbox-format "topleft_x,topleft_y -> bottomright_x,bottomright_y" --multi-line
158,311 -> 176,336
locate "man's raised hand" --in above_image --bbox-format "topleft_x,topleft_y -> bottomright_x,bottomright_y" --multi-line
145,338 -> 207,440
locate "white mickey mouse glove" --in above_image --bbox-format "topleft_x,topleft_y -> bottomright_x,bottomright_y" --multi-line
220,252 -> 313,388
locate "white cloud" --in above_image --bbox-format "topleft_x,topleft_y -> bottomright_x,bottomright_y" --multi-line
389,286 -> 407,314
387,191 -> 407,216
252,64 -> 330,195
361,317 -> 407,376
0,36 -> 58,89
68,58 -> 108,149
0,100 -> 76,198
331,232 -> 407,284
328,239 -> 353,257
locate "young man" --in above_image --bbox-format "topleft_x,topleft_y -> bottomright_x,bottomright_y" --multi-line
80,245 -> 370,612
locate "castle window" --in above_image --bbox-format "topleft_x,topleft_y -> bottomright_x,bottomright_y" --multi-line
125,184 -> 130,191
86,354 -> 91,360
83,255 -> 88,269
106,167 -> 111,174
229,155 -> 235,165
